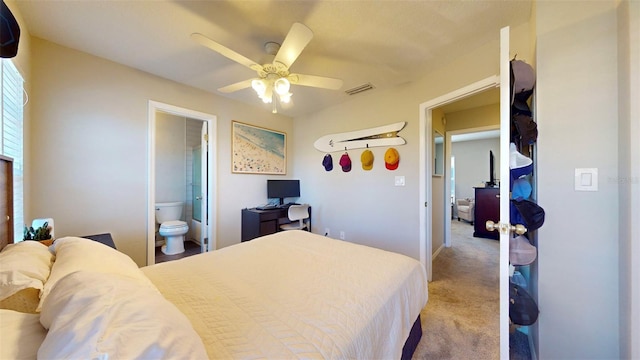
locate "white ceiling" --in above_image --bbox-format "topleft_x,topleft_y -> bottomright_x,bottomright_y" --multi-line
13,0 -> 531,117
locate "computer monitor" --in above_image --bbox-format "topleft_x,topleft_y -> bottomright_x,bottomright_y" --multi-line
267,179 -> 300,205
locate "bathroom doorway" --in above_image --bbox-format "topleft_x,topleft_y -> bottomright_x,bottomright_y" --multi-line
147,101 -> 217,266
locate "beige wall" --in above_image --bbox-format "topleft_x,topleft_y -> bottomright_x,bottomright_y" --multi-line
536,1 -> 620,358
155,112 -> 187,205
431,107 -> 446,135
290,23 -> 531,259
431,174 -> 445,254
27,38 -> 292,266
430,107 -> 446,254
445,103 -> 500,132
617,1 -> 640,358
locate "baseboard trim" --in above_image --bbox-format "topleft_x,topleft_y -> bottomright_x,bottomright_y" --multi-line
432,243 -> 445,259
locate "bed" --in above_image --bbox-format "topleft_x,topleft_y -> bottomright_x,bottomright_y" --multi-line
0,230 -> 427,359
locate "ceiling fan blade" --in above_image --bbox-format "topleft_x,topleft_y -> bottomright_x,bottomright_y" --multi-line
289,74 -> 343,90
191,33 -> 263,72
273,23 -> 313,69
218,78 -> 256,93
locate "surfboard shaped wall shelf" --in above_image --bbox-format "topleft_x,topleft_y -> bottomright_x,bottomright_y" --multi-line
314,122 -> 407,152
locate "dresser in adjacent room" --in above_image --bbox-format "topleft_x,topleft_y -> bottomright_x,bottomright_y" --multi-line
473,187 -> 500,240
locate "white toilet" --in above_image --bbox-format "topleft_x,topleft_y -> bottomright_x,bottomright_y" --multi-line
155,202 -> 189,255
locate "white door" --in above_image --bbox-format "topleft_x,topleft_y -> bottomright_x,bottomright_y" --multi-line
497,26 -> 511,359
200,122 -> 208,252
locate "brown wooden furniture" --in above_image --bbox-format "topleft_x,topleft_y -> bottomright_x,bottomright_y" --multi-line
241,206 -> 312,242
473,187 -> 500,240
1,155 -> 14,249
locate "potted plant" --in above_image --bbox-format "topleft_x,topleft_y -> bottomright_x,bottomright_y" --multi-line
23,221 -> 52,241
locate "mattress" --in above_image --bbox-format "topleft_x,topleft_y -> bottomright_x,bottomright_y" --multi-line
142,230 -> 428,359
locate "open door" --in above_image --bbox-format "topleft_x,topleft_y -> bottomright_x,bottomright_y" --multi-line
497,26 -> 511,359
200,122 -> 208,252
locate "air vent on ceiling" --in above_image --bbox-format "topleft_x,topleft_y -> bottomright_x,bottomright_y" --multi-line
345,83 -> 375,96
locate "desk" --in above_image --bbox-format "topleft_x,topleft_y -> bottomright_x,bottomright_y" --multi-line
241,206 -> 312,242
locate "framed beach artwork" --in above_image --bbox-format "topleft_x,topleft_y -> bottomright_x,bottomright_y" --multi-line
232,121 -> 286,174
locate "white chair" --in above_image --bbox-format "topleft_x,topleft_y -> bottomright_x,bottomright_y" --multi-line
456,199 -> 475,224
31,218 -> 55,238
279,204 -> 310,231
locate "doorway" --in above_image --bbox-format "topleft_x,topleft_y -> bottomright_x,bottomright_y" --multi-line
420,28 -> 511,359
446,126 -> 500,244
419,75 -> 500,281
147,101 -> 217,266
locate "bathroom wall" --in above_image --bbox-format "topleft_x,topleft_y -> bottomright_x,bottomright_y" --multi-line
185,118 -> 203,243
155,112 -> 187,205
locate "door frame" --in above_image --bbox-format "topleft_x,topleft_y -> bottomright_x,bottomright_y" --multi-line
419,75 -> 499,281
147,100 -> 217,265
199,123 -> 208,253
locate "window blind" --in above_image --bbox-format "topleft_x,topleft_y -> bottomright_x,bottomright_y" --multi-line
1,59 -> 24,242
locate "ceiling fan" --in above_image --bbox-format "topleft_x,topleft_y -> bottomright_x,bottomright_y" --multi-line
191,23 -> 343,113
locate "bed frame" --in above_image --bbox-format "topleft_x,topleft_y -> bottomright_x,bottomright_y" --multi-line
402,316 -> 423,360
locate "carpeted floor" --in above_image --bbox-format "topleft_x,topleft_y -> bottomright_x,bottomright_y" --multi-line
412,220 -> 501,359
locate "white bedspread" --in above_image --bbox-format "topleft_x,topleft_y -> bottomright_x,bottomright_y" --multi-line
142,230 -> 427,359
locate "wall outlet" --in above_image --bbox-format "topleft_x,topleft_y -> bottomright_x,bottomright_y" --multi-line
339,231 -> 346,240
325,228 -> 330,237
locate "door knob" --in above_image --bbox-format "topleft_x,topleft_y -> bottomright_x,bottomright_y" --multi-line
486,220 -> 527,235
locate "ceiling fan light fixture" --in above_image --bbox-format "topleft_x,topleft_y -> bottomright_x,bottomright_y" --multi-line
279,92 -> 292,104
194,22 -> 343,114
274,77 -> 290,95
262,85 -> 274,103
251,79 -> 267,96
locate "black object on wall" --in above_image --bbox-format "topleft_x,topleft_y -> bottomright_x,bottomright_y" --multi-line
0,0 -> 20,58
487,150 -> 496,187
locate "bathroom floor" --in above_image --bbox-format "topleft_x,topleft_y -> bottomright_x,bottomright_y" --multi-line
155,240 -> 202,264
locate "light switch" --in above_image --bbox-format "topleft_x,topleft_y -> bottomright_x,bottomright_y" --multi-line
395,176 -> 405,186
580,173 -> 592,186
575,168 -> 598,191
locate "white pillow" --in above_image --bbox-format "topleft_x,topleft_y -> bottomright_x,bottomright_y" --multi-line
37,236 -> 157,312
0,241 -> 54,302
39,271 -> 208,359
0,309 -> 47,360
